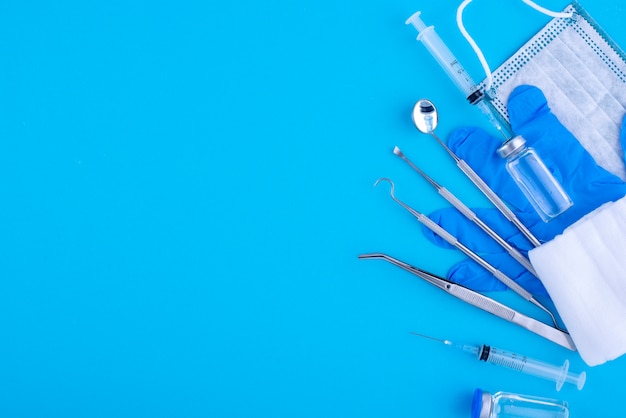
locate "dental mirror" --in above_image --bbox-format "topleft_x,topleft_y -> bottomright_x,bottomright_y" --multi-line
411,99 -> 438,134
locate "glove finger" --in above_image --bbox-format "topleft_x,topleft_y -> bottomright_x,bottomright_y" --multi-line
448,252 -> 548,297
507,84 -> 552,136
508,85 -> 592,183
422,207 -> 533,254
447,126 -> 537,216
448,258 -> 507,292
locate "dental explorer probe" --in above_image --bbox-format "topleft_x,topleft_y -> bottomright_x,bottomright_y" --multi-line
374,178 -> 560,330
411,100 -> 542,248
358,253 -> 575,351
393,146 -> 538,277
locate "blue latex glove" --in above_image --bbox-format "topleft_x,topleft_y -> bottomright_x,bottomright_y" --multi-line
423,85 -> 626,296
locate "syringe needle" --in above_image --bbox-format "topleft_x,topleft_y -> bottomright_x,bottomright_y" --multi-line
410,332 -> 451,345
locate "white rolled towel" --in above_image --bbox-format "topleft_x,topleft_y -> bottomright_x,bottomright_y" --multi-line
529,195 -> 626,366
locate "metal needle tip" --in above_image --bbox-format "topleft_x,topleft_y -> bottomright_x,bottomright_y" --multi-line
410,332 -> 452,345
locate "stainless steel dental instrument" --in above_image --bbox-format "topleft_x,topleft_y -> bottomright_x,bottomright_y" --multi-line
357,252 -> 575,351
373,178 -> 561,329
411,100 -> 542,248
410,332 -> 585,390
393,145 -> 538,277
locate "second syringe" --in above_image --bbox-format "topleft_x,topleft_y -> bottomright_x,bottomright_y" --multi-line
411,332 -> 586,391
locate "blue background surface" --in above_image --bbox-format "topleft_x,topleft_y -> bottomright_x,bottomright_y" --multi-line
1,0 -> 625,416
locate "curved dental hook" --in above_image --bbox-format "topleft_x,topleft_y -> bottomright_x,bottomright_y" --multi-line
373,177 -> 423,219
373,177 -> 394,192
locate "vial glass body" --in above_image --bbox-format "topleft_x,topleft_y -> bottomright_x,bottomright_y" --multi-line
499,137 -> 572,222
472,388 -> 569,418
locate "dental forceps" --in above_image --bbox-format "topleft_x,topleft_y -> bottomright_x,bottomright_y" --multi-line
374,177 -> 562,331
358,253 -> 575,351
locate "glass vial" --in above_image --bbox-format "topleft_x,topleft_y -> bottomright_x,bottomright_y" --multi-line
472,388 -> 569,418
497,136 -> 572,222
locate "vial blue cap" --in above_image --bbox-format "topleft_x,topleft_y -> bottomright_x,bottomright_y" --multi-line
471,388 -> 483,418
472,388 -> 492,418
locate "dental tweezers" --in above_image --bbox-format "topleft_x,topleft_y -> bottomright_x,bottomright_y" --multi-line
358,253 -> 576,351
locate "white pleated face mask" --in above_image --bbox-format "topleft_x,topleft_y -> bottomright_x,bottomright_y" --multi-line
462,1 -> 626,180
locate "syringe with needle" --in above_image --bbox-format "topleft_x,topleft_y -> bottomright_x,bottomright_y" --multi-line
411,332 -> 586,391
405,11 -> 511,140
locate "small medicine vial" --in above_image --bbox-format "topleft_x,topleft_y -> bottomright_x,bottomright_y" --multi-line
497,136 -> 573,222
472,388 -> 569,418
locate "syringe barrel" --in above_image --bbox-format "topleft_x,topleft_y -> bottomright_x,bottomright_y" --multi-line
480,346 -> 585,391
406,11 -> 478,99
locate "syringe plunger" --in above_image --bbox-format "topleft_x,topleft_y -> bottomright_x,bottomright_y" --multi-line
478,345 -> 586,391
405,11 -> 479,100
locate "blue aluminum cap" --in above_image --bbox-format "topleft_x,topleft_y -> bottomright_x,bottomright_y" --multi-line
471,388 -> 492,418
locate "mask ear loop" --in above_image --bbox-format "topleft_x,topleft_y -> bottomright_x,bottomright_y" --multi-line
520,0 -> 574,18
456,0 -> 493,90
456,0 -> 574,92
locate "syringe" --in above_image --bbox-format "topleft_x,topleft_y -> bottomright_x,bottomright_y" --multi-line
411,333 -> 586,391
405,12 -> 511,140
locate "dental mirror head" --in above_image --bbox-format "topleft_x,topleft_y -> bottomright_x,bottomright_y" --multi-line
412,99 -> 438,134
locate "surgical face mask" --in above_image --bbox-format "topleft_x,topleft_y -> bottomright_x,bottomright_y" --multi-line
462,1 -> 626,181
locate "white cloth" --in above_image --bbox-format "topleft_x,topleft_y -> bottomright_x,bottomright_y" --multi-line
529,195 -> 626,366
